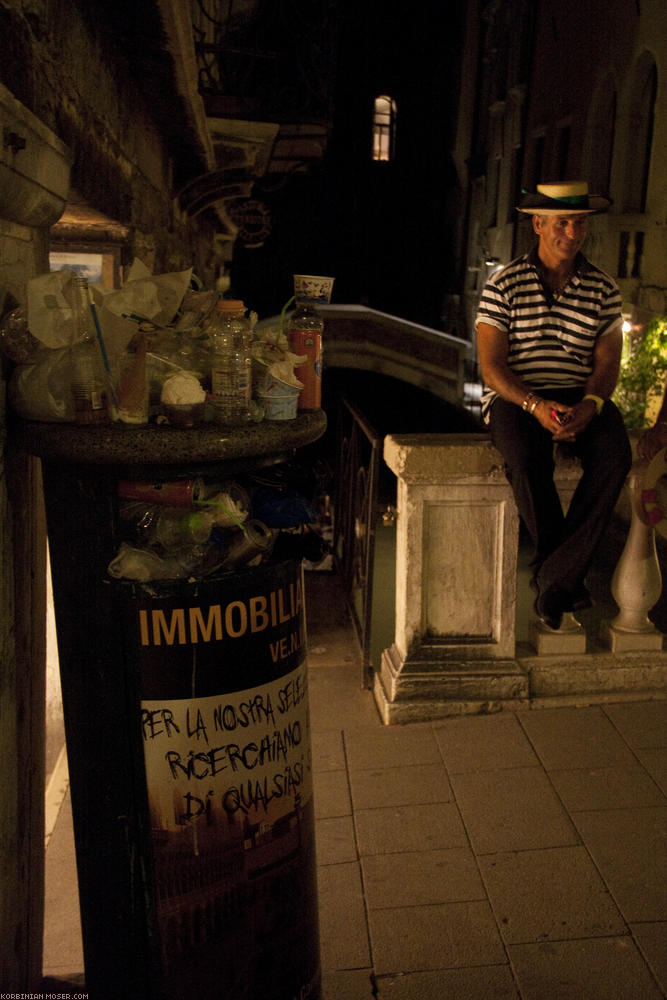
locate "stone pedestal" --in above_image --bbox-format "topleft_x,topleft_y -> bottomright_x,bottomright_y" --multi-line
528,613 -> 587,655
376,434 -> 527,722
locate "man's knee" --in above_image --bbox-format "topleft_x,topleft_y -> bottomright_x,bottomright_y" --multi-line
581,408 -> 632,480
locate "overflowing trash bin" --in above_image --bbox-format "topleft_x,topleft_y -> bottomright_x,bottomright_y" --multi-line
7,253 -> 333,998
22,416 -> 327,1000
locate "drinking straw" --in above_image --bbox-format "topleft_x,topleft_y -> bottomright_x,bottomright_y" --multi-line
147,352 -> 182,369
121,311 -> 169,330
90,302 -> 120,411
279,295 -> 295,335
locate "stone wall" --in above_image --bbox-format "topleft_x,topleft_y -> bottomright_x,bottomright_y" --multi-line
0,80 -> 71,990
0,3 -> 224,987
0,0 -> 219,281
457,0 -> 667,337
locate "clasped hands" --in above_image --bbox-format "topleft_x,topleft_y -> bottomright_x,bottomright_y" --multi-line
533,397 -> 597,441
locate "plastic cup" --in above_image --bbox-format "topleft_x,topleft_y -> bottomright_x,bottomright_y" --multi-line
258,377 -> 300,420
116,349 -> 149,425
259,392 -> 299,421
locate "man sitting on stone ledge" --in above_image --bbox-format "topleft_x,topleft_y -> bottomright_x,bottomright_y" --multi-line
476,181 -> 632,631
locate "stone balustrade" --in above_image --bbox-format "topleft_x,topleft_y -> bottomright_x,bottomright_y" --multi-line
377,432 -> 667,723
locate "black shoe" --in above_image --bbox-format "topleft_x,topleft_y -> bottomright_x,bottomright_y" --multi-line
530,577 -> 592,618
570,584 -> 593,613
533,584 -> 565,631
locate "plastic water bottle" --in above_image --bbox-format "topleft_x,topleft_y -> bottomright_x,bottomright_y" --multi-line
119,501 -> 214,552
209,299 -> 252,426
152,509 -> 215,551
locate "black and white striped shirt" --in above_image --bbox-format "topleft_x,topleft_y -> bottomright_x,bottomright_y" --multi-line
475,248 -> 622,421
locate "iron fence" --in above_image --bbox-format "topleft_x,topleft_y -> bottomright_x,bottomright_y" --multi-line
333,396 -> 382,688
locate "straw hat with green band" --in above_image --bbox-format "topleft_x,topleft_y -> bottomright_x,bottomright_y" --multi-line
517,181 -> 612,215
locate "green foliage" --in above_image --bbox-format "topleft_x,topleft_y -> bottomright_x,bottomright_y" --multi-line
613,317 -> 667,428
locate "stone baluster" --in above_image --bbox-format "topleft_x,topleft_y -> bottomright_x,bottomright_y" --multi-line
602,463 -> 664,651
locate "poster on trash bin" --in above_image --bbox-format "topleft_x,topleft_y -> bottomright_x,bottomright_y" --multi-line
129,559 -> 321,1000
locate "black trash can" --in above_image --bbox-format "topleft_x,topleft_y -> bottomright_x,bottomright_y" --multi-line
119,558 -> 321,1000
26,418 -> 327,1000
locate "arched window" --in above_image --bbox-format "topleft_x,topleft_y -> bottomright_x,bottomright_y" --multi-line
372,95 -> 397,162
622,53 -> 657,213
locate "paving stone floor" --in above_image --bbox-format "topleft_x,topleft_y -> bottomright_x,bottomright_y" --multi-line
43,570 -> 667,999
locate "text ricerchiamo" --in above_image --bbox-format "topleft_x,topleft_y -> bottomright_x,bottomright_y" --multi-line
141,665 -> 311,821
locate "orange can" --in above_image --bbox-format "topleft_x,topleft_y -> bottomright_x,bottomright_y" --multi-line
289,329 -> 322,409
117,478 -> 203,507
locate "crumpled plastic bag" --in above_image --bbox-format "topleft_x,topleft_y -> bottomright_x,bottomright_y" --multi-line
101,259 -> 192,327
256,358 -> 304,390
27,269 -> 94,349
196,484 -> 250,528
107,542 -> 193,581
174,287 -> 219,332
15,265 -> 174,422
9,347 -> 75,421
0,306 -> 44,364
26,269 -> 136,356
251,330 -> 305,390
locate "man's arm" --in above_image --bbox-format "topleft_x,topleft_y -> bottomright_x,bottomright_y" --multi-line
476,323 -> 530,405
584,326 -> 623,401
476,322 -> 561,429
559,326 -> 624,438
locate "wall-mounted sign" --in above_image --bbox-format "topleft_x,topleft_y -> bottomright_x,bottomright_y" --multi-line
227,198 -> 272,248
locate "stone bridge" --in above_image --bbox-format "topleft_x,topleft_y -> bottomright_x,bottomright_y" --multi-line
258,303 -> 473,408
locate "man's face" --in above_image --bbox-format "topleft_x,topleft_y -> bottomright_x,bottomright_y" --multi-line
533,213 -> 588,263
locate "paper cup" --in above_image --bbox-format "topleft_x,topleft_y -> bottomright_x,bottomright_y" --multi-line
293,274 -> 335,305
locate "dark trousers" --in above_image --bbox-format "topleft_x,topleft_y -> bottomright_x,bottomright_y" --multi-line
488,389 -> 632,597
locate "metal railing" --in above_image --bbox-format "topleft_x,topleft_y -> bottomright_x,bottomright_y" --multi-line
333,397 -> 382,688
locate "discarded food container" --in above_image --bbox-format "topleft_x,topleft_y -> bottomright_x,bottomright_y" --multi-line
160,371 -> 207,427
161,400 -> 206,427
258,378 -> 300,420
